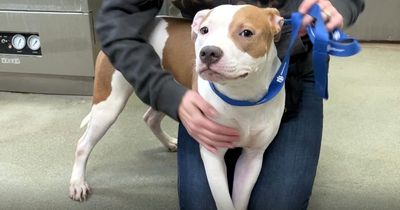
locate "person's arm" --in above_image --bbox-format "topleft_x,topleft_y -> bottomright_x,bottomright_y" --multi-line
96,0 -> 186,121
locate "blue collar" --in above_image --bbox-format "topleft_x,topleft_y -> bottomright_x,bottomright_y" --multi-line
209,4 -> 361,107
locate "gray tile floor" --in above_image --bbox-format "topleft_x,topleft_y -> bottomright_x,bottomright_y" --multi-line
0,43 -> 399,210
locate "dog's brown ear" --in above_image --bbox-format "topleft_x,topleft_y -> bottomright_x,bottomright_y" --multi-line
264,8 -> 284,42
191,9 -> 211,40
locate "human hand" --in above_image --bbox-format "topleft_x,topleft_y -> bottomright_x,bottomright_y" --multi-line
178,90 -> 240,154
299,0 -> 344,35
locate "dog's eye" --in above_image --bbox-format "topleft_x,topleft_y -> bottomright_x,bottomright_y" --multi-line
199,27 -> 209,35
239,29 -> 254,37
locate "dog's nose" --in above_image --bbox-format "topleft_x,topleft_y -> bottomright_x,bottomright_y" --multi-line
199,46 -> 223,66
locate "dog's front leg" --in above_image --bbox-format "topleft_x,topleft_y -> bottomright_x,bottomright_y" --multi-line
232,148 -> 265,210
200,146 -> 235,210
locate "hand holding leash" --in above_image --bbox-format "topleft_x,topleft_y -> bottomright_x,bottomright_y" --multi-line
299,0 -> 344,35
281,3 -> 361,99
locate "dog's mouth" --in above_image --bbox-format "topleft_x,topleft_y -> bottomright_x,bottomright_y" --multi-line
199,68 -> 249,81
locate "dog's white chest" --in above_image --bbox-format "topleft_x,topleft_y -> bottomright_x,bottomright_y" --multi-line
198,77 -> 285,148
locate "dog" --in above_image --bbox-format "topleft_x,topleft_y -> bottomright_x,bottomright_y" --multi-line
70,5 -> 284,210
69,17 -> 195,201
192,5 -> 284,210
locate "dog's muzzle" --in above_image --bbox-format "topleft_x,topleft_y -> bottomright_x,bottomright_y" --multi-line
199,46 -> 223,67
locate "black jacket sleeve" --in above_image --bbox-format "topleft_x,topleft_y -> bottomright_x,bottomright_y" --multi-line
331,0 -> 365,27
96,0 -> 187,121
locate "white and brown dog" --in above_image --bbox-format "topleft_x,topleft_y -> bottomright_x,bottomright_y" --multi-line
69,4 -> 284,210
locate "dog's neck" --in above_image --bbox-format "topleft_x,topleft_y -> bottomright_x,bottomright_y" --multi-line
212,45 -> 281,103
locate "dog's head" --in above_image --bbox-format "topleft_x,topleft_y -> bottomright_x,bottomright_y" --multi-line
191,5 -> 283,83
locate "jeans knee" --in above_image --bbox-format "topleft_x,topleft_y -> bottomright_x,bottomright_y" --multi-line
249,175 -> 315,210
249,190 -> 311,210
178,178 -> 216,210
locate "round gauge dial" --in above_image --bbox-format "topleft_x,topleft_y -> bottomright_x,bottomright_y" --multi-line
27,35 -> 41,51
11,34 -> 26,50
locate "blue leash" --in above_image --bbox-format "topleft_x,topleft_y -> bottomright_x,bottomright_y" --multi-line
209,4 -> 361,106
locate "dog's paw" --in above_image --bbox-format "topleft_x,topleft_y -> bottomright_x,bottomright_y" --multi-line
69,180 -> 91,202
167,141 -> 178,152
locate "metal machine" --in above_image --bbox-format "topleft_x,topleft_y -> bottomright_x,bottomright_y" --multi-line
0,0 -> 102,95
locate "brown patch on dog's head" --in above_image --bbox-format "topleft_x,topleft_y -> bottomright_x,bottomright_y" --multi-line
229,6 -> 283,58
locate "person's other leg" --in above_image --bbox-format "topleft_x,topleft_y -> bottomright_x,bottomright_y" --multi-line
177,124 -> 217,210
248,82 -> 323,210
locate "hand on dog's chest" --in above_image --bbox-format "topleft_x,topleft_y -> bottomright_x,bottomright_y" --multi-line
198,76 -> 285,147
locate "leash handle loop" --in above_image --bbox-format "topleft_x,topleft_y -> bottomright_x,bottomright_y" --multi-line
279,4 -> 361,99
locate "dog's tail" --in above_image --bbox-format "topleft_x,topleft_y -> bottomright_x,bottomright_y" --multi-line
80,111 -> 92,128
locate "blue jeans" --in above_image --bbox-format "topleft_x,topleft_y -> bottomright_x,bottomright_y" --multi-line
177,82 -> 323,210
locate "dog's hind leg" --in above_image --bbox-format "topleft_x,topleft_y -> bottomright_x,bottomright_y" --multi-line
143,108 -> 177,152
69,70 -> 133,201
69,52 -> 134,201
